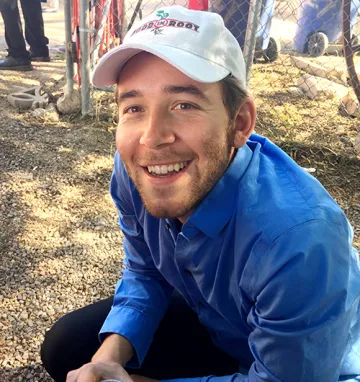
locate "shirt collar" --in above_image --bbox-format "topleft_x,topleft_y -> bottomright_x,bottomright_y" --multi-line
187,143 -> 254,238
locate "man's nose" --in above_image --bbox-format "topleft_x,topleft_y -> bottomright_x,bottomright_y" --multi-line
139,112 -> 176,149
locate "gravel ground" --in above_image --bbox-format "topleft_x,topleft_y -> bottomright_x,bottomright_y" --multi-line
0,59 -> 123,381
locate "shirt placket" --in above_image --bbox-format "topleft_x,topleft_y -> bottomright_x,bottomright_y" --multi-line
173,228 -> 207,312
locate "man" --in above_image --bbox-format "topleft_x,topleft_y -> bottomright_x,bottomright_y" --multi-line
41,6 -> 360,382
0,0 -> 50,71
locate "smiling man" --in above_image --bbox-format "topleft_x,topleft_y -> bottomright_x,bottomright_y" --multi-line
114,54 -> 245,221
41,6 -> 360,382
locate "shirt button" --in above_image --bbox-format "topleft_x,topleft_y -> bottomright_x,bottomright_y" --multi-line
165,223 -> 170,230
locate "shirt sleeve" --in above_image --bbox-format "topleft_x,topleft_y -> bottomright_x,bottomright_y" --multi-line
164,218 -> 360,382
99,164 -> 174,368
245,217 -> 359,381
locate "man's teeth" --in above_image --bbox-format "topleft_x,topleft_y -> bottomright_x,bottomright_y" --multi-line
147,162 -> 188,175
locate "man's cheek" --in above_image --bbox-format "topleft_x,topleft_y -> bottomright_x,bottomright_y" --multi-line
116,133 -> 134,153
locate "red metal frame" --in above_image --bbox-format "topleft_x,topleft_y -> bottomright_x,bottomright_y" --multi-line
71,0 -> 124,86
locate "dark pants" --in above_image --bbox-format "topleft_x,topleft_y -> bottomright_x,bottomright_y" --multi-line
41,292 -> 240,382
0,0 -> 49,59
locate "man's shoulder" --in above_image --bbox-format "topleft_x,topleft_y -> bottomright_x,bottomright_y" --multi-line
237,135 -> 347,242
236,137 -> 353,296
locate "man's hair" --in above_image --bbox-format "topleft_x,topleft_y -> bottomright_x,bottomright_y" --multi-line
114,75 -> 248,121
220,76 -> 248,122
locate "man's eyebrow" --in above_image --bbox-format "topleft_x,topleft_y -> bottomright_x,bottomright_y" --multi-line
117,90 -> 143,104
163,85 -> 211,103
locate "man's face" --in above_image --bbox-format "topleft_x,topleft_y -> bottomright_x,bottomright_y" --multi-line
116,53 -> 235,221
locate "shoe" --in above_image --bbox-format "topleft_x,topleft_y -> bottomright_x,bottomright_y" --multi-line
0,56 -> 32,71
30,50 -> 50,62
31,55 -> 51,62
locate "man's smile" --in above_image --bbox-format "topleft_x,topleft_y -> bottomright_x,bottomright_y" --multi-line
145,161 -> 191,177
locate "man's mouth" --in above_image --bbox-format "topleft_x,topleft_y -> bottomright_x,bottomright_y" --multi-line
146,161 -> 190,177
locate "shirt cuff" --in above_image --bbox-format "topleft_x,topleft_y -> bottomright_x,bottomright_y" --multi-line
162,378 -> 202,382
99,305 -> 159,368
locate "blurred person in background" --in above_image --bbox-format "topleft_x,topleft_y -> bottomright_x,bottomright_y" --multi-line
0,0 -> 50,71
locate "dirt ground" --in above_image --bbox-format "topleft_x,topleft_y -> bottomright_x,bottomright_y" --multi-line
0,4 -> 360,382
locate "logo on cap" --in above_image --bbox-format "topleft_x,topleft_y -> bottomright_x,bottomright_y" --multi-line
156,10 -> 169,19
131,10 -> 200,36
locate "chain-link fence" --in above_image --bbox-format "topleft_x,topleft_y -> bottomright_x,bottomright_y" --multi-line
65,0 -> 360,120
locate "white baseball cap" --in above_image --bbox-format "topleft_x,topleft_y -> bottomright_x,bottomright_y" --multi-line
91,5 -> 246,88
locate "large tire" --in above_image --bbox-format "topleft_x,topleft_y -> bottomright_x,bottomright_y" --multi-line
263,37 -> 280,63
307,32 -> 329,57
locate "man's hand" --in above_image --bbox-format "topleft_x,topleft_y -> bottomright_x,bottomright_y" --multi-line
66,361 -> 133,382
131,375 -> 160,382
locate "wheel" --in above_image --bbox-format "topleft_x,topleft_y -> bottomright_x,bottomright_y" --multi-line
263,37 -> 280,62
307,32 -> 329,57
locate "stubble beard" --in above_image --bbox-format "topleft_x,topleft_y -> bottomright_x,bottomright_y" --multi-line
123,125 -> 235,220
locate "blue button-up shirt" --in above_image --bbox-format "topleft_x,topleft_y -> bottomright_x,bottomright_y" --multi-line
100,134 -> 360,382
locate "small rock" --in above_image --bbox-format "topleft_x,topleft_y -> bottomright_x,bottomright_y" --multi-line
340,94 -> 360,117
19,311 -> 28,320
302,167 -> 316,173
287,87 -> 303,97
31,106 -> 59,122
22,173 -> 34,181
95,219 -> 106,227
31,108 -> 47,118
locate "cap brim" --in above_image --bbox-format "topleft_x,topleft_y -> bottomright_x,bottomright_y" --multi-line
91,43 -> 230,87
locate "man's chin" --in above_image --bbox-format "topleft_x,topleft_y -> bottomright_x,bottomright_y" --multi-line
142,200 -> 190,220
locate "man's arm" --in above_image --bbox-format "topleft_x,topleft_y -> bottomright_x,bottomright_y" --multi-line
91,333 -> 134,366
66,334 -> 134,382
98,162 -> 174,367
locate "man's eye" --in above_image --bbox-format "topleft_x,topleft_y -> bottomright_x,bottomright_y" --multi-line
174,103 -> 195,110
125,106 -> 142,114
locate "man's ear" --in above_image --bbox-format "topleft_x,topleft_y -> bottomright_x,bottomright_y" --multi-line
232,97 -> 256,149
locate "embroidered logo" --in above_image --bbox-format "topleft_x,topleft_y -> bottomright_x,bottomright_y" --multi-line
156,10 -> 169,19
131,10 -> 200,36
